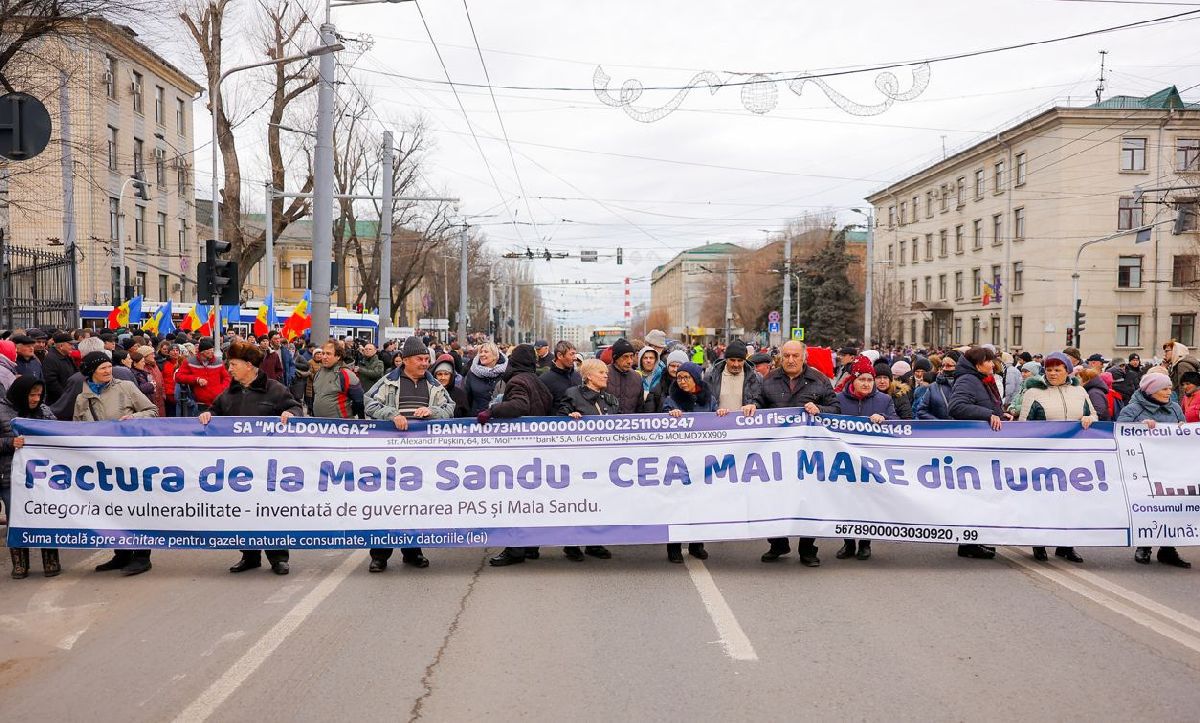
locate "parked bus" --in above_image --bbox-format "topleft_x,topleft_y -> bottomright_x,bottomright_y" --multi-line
590,325 -> 627,353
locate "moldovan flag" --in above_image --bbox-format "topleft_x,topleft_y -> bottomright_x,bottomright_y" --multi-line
182,304 -> 216,335
281,290 -> 312,341
981,281 -> 994,306
142,300 -> 176,337
106,295 -> 143,329
252,294 -> 278,338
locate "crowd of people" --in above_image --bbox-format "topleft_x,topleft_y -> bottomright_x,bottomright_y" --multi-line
2,323 -> 1198,579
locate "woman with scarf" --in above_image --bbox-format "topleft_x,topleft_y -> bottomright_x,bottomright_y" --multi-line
834,356 -> 899,561
432,353 -> 470,418
637,347 -> 660,409
663,362 -> 711,563
1,376 -> 60,577
948,346 -> 1011,560
464,342 -> 508,415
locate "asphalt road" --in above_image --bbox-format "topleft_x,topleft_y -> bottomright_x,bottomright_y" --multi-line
2,541 -> 1199,722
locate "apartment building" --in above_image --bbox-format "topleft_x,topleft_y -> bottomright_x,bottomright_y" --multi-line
867,86 -> 1200,355
649,242 -> 746,337
3,17 -> 202,306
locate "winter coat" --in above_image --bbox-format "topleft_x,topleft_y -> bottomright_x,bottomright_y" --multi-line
162,358 -> 182,401
15,354 -> 42,381
539,364 -> 582,407
1083,375 -> 1112,422
948,354 -> 1003,421
261,350 -> 285,383
131,366 -> 156,399
490,372 -> 554,419
756,366 -> 837,413
663,380 -> 712,413
1109,366 -> 1136,402
0,397 -> 55,487
174,354 -> 232,407
835,387 -> 899,419
1182,390 -> 1200,424
0,355 -> 16,393
365,369 -> 454,421
916,373 -> 955,420
41,347 -> 77,405
73,379 -> 158,421
312,362 -> 364,419
1170,356 -> 1200,392
463,353 -> 508,415
1002,363 -> 1022,404
607,364 -> 647,414
885,380 -> 914,420
210,371 -> 302,418
355,353 -> 386,391
703,360 -> 763,410
1117,390 -> 1186,424
1018,376 -> 1098,423
558,384 -> 619,416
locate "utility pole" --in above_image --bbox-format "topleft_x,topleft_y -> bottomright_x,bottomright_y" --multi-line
377,130 -> 394,344
488,278 -> 495,340
725,257 -> 733,342
264,182 -> 274,303
782,233 -> 792,341
309,20 -> 338,343
457,228 -> 469,342
514,276 -> 521,345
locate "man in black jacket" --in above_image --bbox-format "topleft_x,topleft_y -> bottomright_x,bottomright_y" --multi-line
756,341 -> 838,567
200,341 -> 301,575
539,341 -> 581,406
606,338 -> 644,414
42,332 -> 78,405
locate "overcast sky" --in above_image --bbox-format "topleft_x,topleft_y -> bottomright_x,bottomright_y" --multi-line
188,0 -> 1200,327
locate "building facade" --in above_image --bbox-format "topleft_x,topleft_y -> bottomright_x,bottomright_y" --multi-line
649,242 -> 746,337
867,87 -> 1200,355
3,17 -> 202,306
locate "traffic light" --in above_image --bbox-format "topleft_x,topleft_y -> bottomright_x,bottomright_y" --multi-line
132,172 -> 150,201
1073,299 -> 1086,346
306,260 -> 340,292
197,238 -> 240,305
616,247 -> 624,265
543,248 -> 551,262
1066,328 -> 1074,346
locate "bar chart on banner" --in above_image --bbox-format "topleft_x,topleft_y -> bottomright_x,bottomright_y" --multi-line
1125,441 -> 1200,498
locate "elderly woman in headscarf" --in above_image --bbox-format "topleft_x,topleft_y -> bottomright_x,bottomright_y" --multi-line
1,376 -> 60,578
662,361 -> 712,564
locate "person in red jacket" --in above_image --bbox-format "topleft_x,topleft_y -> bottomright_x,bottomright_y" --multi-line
1181,371 -> 1200,423
174,338 -> 231,412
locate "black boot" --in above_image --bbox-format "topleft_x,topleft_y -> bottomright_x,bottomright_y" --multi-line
584,545 -> 611,559
489,548 -> 527,567
1134,546 -> 1152,564
958,544 -> 995,559
688,543 -> 708,560
1157,547 -> 1192,569
761,539 -> 790,562
667,543 -> 684,564
230,553 -> 262,573
856,540 -> 872,560
563,546 -> 584,562
1032,546 -> 1048,561
835,539 -> 857,559
95,550 -> 132,572
1055,547 -> 1083,563
10,548 -> 29,579
41,549 -> 61,578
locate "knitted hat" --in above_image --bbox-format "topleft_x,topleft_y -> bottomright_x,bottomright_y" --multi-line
724,339 -> 748,360
1043,352 -> 1073,369
401,336 -> 429,358
1021,361 -> 1042,374
862,349 -> 880,363
1139,372 -> 1173,396
644,329 -> 668,348
611,338 -> 636,360
677,362 -> 705,387
891,360 -> 912,377
850,355 -> 877,379
80,351 -> 111,379
0,340 -> 14,362
666,350 -> 689,365
432,353 -> 456,376
1180,371 -> 1200,387
199,337 -> 216,351
913,357 -> 933,373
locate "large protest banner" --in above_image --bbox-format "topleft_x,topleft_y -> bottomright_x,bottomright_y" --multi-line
7,411 -> 1198,550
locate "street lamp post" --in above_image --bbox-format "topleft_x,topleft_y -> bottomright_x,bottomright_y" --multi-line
851,208 -> 874,346
1071,222 -> 1161,348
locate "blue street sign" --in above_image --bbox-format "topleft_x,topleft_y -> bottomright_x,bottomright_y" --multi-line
768,321 -> 781,334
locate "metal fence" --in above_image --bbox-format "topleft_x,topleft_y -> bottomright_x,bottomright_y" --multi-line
0,235 -> 78,330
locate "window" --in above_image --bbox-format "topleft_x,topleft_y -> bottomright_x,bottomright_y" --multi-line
972,219 -> 982,250
1177,199 -> 1198,232
157,212 -> 167,251
913,196 -> 920,220
107,126 -> 118,171
1012,261 -> 1024,293
954,318 -> 963,345
990,264 -> 1001,291
898,280 -> 905,303
991,317 -> 1001,346
155,86 -> 165,125
108,197 -> 119,239
1118,256 -> 1143,288
1013,207 -> 1025,240
939,229 -> 948,257
910,279 -> 918,301
1173,254 -> 1199,287
924,276 -> 932,300
887,206 -> 895,227
1178,138 -> 1200,171
886,243 -> 894,262
135,271 -> 146,297
970,317 -> 980,344
133,137 -> 144,175
939,185 -> 949,213
111,267 -> 122,303
176,98 -> 186,135
924,234 -> 933,261
293,264 -> 308,289
956,176 -> 965,207
178,225 -> 187,254
938,274 -> 947,300
176,160 -> 188,193
1015,152 -> 1027,186
899,202 -> 907,225
910,319 -> 917,345
922,320 -> 932,346
1012,316 -> 1023,347
132,71 -> 144,114
1121,137 -> 1147,171
158,274 -> 169,301
955,271 -> 964,300
972,268 -> 981,298
912,237 -> 919,264
898,240 -> 906,265
955,225 -> 964,254
154,148 -> 166,187
974,169 -> 984,199
134,206 -> 146,246
1116,314 -> 1141,347
992,214 -> 1003,246
925,191 -> 934,218
1171,314 -> 1196,346
105,56 -> 117,99
1112,196 -> 1142,231
993,160 -> 1005,192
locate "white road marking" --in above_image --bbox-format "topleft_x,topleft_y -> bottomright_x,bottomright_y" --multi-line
0,550 -> 110,650
200,630 -> 247,658
998,548 -> 1200,655
683,556 -> 758,661
173,553 -> 359,722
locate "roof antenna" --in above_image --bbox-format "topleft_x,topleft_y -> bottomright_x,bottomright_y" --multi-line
1095,50 -> 1108,104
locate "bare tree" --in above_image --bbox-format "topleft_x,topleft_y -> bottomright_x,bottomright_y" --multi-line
181,0 -> 316,290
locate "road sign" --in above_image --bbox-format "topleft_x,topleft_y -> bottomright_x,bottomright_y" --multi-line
580,250 -> 598,262
418,318 -> 450,331
0,92 -> 52,160
767,321 -> 780,334
768,310 -> 780,323
791,327 -> 805,341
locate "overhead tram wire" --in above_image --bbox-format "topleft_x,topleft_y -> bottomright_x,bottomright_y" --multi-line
460,0 -> 543,245
413,0 -> 526,244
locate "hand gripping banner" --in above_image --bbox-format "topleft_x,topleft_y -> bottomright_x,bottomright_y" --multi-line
7,411 -> 1200,550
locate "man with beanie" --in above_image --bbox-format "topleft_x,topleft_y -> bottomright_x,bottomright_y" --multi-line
174,337 -> 231,412
606,338 -> 645,414
363,336 -> 452,572
539,341 -> 581,407
705,339 -> 762,416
